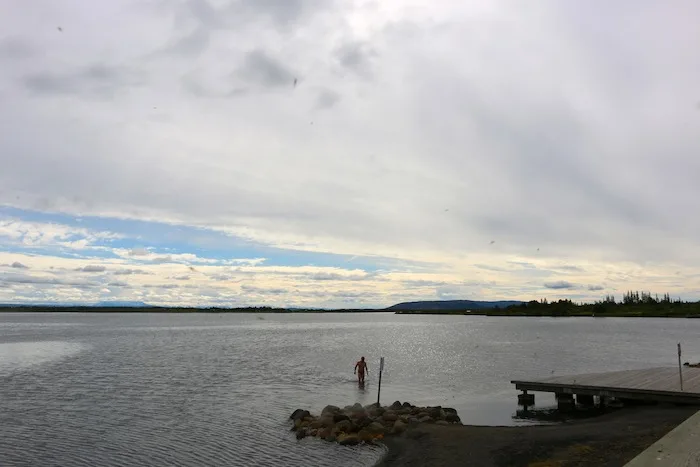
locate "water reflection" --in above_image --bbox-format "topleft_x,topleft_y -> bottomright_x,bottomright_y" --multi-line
0,341 -> 84,374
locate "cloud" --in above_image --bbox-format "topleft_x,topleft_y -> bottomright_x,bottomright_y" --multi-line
128,248 -> 150,256
544,281 -> 577,290
241,284 -> 288,295
76,265 -> 107,273
588,284 -> 604,291
113,269 -> 149,275
10,262 -> 28,269
235,49 -> 296,89
0,37 -> 37,60
2,1 -> 700,306
107,281 -> 128,287
315,88 -> 341,110
172,275 -> 190,281
21,64 -> 144,98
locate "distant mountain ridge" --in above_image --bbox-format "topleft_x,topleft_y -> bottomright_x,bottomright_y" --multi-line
386,299 -> 523,311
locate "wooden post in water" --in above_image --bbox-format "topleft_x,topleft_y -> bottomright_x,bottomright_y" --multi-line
377,357 -> 385,407
678,343 -> 684,391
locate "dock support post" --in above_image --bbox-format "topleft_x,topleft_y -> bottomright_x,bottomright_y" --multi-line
518,390 -> 535,407
556,393 -> 575,411
576,394 -> 595,407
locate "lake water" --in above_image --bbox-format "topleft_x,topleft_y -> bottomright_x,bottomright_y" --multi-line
1,312 -> 699,467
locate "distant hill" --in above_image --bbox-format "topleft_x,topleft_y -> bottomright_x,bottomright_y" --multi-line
93,301 -> 154,308
386,300 -> 523,311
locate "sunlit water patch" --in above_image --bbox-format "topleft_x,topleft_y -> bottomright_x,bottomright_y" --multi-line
0,341 -> 85,374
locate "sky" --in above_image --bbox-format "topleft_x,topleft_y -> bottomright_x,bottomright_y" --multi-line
1,0 -> 699,308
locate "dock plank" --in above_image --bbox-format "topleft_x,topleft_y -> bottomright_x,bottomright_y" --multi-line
512,367 -> 700,403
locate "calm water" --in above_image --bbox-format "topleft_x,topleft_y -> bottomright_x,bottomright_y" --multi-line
1,312 -> 699,467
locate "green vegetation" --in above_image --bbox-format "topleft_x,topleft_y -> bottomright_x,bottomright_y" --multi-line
396,291 -> 700,317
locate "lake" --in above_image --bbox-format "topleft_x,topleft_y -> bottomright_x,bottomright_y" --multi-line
1,312 -> 698,466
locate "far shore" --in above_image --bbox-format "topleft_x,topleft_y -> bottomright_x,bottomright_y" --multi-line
377,404 -> 697,467
2,305 -> 700,318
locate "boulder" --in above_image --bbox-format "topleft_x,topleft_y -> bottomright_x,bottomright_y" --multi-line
335,420 -> 354,434
390,401 -> 403,410
338,434 -> 360,446
318,427 -> 332,439
358,429 -> 374,443
290,409 -> 311,421
320,415 -> 335,428
443,407 -> 458,415
366,421 -> 386,436
402,402 -> 412,408
322,405 -> 341,415
310,420 -> 323,429
296,430 -> 307,440
351,403 -> 364,411
392,420 -> 407,434
428,407 -> 444,420
445,413 -> 461,424
435,420 -> 450,426
382,411 -> 398,422
419,416 -> 433,423
333,413 -> 350,423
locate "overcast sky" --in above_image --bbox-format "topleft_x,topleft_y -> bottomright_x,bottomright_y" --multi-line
1,0 -> 699,307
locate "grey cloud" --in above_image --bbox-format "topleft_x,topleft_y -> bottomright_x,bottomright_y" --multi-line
76,265 -> 107,273
158,27 -> 210,57
402,279 -> 449,287
0,37 -> 37,60
307,272 -> 367,281
151,256 -> 173,264
113,269 -> 149,275
335,41 -> 376,77
173,275 -> 191,281
10,262 -> 28,269
22,64 -> 144,98
0,273 -> 98,289
544,281 -> 577,290
588,284 -> 604,291
143,284 -> 179,289
315,89 -> 341,110
235,49 -> 295,88
241,284 -> 288,294
128,248 -> 149,256
107,281 -> 129,287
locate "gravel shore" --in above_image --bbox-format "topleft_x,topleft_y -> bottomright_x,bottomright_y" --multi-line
377,404 -> 697,467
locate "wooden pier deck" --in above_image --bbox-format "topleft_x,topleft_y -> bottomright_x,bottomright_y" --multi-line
512,367 -> 700,404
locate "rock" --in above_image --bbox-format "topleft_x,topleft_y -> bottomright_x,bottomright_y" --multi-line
445,413 -> 461,424
435,420 -> 449,426
290,409 -> 311,421
351,403 -> 363,411
358,429 -> 374,443
390,401 -> 403,410
322,405 -> 340,415
402,402 -> 412,408
408,417 -> 420,426
417,412 -> 430,419
351,410 -> 369,421
296,430 -> 307,440
419,416 -> 433,423
310,420 -> 323,429
392,420 -> 407,434
320,415 -> 335,428
291,419 -> 303,431
382,411 -> 398,422
310,429 -> 318,436
338,434 -> 360,446
428,407 -> 444,419
333,413 -> 350,423
335,420 -> 354,434
326,435 -> 336,443
366,421 -> 386,436
443,407 -> 458,415
318,427 -> 332,439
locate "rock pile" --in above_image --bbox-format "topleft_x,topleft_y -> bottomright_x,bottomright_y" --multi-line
289,401 -> 462,446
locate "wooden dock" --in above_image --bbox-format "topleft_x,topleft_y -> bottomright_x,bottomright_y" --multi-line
512,367 -> 700,406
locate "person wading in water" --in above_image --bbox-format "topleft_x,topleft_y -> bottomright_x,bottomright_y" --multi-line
354,356 -> 369,384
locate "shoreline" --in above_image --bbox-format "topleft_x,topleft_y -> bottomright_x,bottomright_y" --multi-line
375,404 -> 698,467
